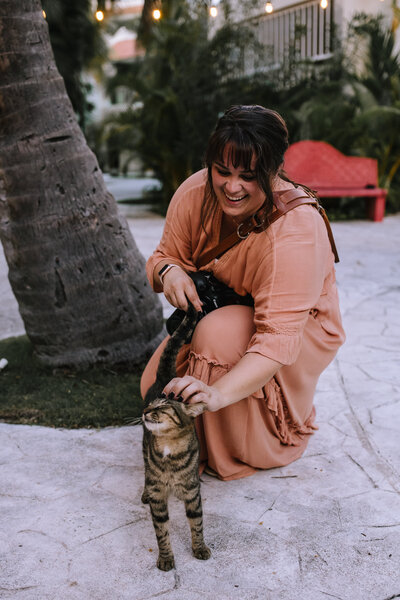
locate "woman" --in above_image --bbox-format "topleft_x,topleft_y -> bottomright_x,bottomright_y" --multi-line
140,105 -> 345,481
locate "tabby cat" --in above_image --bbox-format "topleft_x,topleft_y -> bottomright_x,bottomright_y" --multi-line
141,304 -> 211,571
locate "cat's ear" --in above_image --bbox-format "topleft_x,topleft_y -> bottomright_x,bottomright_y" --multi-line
183,402 -> 207,417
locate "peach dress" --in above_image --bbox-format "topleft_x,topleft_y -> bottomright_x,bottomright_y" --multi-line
141,170 -> 345,481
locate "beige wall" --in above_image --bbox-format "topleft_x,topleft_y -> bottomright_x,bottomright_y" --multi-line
334,0 -> 397,53
333,0 -> 392,36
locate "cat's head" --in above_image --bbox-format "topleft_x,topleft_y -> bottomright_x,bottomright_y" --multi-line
142,396 -> 206,435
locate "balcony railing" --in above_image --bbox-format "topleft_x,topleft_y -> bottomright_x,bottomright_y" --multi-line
244,0 -> 334,81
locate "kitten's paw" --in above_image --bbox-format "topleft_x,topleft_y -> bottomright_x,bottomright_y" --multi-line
193,545 -> 211,560
157,555 -> 175,571
141,491 -> 149,504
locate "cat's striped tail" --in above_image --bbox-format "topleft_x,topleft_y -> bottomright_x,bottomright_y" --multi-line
144,304 -> 199,403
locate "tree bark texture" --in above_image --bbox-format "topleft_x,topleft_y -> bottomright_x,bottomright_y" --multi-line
0,0 -> 164,367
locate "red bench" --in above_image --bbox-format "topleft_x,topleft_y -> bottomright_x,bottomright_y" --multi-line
283,140 -> 387,221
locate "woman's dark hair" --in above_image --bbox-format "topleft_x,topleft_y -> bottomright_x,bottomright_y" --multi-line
202,105 -> 290,228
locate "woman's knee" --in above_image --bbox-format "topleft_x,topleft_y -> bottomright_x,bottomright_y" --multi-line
191,305 -> 255,365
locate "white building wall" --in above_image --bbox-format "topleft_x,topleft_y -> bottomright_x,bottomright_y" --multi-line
333,0 -> 392,39
246,0 -> 391,20
229,0 -> 393,32
224,0 -> 398,73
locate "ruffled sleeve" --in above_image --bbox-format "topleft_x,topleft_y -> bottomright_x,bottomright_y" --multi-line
246,205 -> 332,365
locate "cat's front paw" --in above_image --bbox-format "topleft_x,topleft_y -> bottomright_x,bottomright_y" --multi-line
157,555 -> 175,571
193,544 -> 211,560
141,490 -> 149,504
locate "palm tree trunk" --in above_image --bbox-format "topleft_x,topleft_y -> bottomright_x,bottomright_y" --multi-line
0,0 -> 164,368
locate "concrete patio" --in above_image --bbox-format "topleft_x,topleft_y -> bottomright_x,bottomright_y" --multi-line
0,209 -> 399,600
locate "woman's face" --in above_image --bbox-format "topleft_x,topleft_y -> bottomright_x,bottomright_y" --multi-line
211,148 -> 266,221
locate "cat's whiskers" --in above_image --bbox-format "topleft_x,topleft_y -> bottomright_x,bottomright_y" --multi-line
125,416 -> 143,426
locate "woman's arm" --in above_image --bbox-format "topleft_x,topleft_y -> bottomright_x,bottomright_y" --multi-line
163,352 -> 282,412
146,171 -> 207,293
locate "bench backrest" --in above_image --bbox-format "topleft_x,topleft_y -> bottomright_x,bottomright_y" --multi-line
283,141 -> 378,189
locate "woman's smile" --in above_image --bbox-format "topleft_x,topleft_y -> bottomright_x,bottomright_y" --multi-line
224,192 -> 248,202
211,151 -> 266,220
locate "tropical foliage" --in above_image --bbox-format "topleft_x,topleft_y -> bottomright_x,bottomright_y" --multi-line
41,0 -> 107,130
293,13 -> 400,215
348,14 -> 400,207
104,0 -> 262,209
96,4 -> 400,216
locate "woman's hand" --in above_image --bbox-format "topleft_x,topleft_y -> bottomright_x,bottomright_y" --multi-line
162,267 -> 202,312
163,354 -> 283,416
163,375 -> 224,413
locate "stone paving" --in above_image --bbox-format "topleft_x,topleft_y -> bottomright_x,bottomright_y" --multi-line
0,211 -> 399,600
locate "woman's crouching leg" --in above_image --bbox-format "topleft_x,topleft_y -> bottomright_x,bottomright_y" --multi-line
141,304 -> 256,401
189,306 -> 311,481
191,305 -> 255,367
188,306 -> 261,480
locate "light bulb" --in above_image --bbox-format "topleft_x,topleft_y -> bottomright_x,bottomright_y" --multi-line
320,0 -> 328,9
42,9 -> 46,18
152,8 -> 161,20
265,2 -> 273,14
95,10 -> 104,21
210,6 -> 218,17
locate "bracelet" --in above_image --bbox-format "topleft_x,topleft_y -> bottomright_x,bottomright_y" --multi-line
158,264 -> 180,285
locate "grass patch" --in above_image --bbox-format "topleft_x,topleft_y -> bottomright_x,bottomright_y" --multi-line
0,336 -> 144,429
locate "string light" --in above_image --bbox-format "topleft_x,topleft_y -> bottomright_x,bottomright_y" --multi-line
320,0 -> 328,8
95,9 -> 105,21
152,8 -> 162,20
209,6 -> 218,17
42,9 -> 46,18
265,2 -> 273,14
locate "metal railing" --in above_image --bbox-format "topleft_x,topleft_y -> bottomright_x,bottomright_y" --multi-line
244,0 -> 334,80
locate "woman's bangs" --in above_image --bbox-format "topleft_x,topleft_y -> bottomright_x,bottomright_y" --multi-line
210,130 -> 258,172
225,142 -> 255,172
